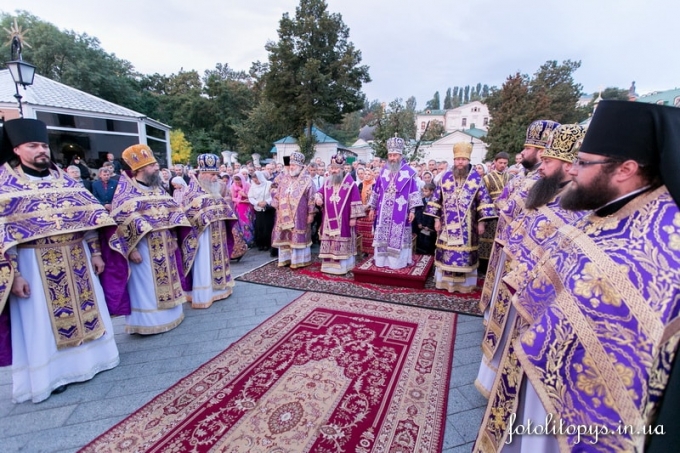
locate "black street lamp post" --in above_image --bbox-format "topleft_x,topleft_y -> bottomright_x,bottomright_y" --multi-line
6,34 -> 36,117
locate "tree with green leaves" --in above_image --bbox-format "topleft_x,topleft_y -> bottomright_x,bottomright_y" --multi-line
483,72 -> 533,159
582,87 -> 629,116
443,88 -> 453,109
262,0 -> 371,160
372,97 -> 417,159
452,87 -> 460,108
1,11 -> 141,110
420,120 -> 446,141
463,85 -> 470,104
426,91 -> 441,110
484,60 -> 587,160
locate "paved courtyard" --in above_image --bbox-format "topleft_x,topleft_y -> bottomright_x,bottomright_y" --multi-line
0,249 -> 486,452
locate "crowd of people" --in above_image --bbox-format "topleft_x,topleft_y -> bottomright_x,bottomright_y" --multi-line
1,100 -> 679,451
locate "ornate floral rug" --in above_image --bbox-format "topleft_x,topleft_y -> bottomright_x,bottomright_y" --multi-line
236,257 -> 483,316
80,292 -> 457,453
353,254 -> 434,288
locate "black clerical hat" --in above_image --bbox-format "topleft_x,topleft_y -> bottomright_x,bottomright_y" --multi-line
581,100 -> 680,204
283,155 -> 291,166
3,118 -> 49,148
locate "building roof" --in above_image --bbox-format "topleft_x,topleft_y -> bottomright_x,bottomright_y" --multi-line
274,126 -> 339,144
636,88 -> 680,107
420,109 -> 446,115
0,70 -> 147,118
463,127 -> 488,139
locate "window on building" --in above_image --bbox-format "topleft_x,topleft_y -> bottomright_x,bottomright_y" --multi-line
421,121 -> 426,130
37,112 -> 138,133
462,118 -> 467,127
483,117 -> 489,127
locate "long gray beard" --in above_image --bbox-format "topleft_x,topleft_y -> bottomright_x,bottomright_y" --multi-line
332,172 -> 344,185
290,167 -> 302,177
525,171 -> 564,210
199,178 -> 222,196
387,161 -> 400,173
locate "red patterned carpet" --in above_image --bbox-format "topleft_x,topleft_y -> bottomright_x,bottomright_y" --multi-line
236,256 -> 483,316
80,293 -> 457,453
353,254 -> 434,288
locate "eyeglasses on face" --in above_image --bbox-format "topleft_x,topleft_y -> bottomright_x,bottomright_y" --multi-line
573,158 -> 618,168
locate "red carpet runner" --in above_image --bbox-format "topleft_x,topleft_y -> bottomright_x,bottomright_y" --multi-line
80,292 -> 457,453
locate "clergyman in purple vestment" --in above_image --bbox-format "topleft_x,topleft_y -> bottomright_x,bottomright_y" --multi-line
427,142 -> 496,294
316,155 -> 364,274
271,151 -> 316,269
368,135 -> 423,270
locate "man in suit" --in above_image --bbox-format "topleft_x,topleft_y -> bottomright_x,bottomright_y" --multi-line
92,167 -> 118,211
66,165 -> 93,192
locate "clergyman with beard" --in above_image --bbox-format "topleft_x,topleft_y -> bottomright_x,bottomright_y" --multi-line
102,144 -> 196,335
368,135 -> 422,270
426,142 -> 496,293
474,124 -> 588,427
178,154 -> 238,309
478,120 -> 560,324
315,154 -> 363,275
0,118 -> 121,403
271,151 -> 316,268
481,100 -> 680,451
479,151 -> 511,272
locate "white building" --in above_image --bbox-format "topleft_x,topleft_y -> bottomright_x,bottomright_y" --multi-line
417,129 -> 488,165
0,70 -> 171,169
415,101 -> 490,140
272,127 -> 356,165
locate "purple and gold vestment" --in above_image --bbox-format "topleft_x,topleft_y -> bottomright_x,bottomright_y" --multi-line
317,173 -> 363,273
0,163 -> 120,366
101,174 -> 197,319
181,177 -> 238,308
271,169 -> 316,268
478,168 -> 540,313
425,169 -> 496,274
368,160 -> 422,267
475,187 -> 680,452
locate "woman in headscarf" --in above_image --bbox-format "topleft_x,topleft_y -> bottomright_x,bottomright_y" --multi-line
230,174 -> 255,246
247,171 -> 275,251
356,167 -> 376,257
171,176 -> 188,205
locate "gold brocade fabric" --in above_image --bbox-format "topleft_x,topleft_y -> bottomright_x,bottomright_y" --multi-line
147,230 -> 186,310
30,233 -> 106,349
209,222 -> 231,292
0,163 -> 116,316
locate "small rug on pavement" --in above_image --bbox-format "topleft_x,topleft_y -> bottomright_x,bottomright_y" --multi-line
80,292 -> 457,453
236,256 -> 483,316
353,254 -> 434,289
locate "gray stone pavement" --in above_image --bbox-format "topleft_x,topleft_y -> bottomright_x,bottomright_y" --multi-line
0,248 -> 486,452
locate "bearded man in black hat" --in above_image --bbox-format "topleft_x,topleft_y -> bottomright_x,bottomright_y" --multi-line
0,118 -> 120,403
474,101 -> 680,451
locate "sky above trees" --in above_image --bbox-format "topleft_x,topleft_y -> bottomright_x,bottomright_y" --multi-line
4,0 -> 678,109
